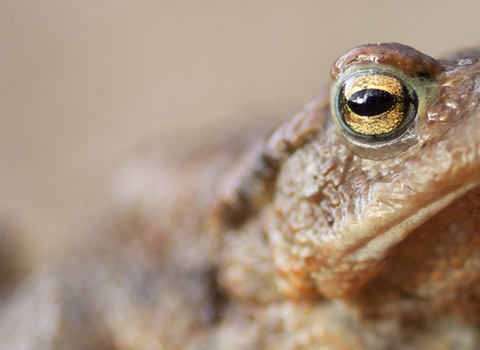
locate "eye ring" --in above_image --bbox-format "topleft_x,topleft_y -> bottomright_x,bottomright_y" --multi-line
336,73 -> 418,141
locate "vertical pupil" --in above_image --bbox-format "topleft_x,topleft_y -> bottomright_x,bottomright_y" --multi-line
347,89 -> 396,116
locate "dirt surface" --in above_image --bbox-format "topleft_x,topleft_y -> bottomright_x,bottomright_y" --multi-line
0,0 -> 478,270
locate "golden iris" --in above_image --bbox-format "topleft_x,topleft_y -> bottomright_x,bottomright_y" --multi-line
338,74 -> 410,137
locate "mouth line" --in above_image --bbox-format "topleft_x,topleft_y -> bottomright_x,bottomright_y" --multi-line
350,179 -> 480,264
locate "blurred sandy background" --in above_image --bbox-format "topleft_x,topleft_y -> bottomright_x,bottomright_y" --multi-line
1,0 -> 479,270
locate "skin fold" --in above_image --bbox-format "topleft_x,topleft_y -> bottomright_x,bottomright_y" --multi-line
2,43 -> 480,349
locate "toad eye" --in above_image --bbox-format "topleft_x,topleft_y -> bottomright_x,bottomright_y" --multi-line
337,74 -> 418,139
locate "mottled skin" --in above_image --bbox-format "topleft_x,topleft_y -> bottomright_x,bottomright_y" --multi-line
2,43 -> 480,349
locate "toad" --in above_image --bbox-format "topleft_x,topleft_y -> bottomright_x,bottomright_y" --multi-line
2,43 -> 480,349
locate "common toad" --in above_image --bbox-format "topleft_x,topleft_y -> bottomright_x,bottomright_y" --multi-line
2,43 -> 480,349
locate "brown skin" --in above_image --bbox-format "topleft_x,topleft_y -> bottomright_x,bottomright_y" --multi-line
2,43 -> 480,349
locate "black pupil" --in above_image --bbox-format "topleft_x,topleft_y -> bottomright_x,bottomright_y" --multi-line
347,89 -> 396,117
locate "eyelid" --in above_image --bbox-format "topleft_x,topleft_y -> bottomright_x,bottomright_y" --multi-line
329,43 -> 443,160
